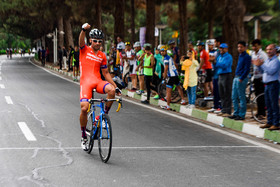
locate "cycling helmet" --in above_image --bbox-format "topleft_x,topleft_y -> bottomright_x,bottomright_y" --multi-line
133,41 -> 141,48
168,39 -> 175,45
157,44 -> 163,50
117,44 -> 123,50
160,45 -> 168,51
144,43 -> 152,48
197,41 -> 205,46
89,28 -> 104,39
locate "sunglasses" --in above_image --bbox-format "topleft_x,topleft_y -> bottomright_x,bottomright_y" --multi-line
92,39 -> 103,44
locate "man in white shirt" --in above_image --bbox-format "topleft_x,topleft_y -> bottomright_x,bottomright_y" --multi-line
124,42 -> 137,91
251,39 -> 268,120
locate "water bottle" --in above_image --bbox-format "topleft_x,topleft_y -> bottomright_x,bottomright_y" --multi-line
93,116 -> 100,126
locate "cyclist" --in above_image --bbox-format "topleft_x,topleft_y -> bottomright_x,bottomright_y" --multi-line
79,23 -> 121,150
160,45 -> 185,110
6,48 -> 9,58
168,39 -> 180,71
197,41 -> 213,97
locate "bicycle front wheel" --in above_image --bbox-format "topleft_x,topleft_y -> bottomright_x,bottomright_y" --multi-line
86,112 -> 94,154
98,114 -> 112,163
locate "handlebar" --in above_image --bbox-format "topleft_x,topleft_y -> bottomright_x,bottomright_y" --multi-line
88,97 -> 123,112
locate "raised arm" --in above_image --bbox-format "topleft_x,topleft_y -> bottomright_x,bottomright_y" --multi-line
79,23 -> 91,47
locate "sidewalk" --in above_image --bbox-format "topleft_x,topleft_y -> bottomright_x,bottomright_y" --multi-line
32,58 -> 280,144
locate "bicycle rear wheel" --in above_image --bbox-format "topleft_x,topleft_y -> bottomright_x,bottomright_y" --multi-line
158,82 -> 181,103
98,114 -> 112,163
86,112 -> 94,154
251,93 -> 266,124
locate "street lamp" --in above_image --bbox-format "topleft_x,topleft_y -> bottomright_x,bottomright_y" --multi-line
46,28 -> 64,64
244,13 -> 273,39
156,24 -> 167,45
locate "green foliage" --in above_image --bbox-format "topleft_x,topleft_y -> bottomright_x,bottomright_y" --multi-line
0,31 -> 31,49
261,38 -> 278,48
0,0 -> 279,49
0,49 -> 6,54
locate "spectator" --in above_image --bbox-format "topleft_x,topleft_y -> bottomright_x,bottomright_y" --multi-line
58,46 -> 63,70
168,39 -> 180,71
124,42 -> 137,91
41,47 -> 46,67
208,40 -> 221,113
229,41 -> 251,120
63,46 -> 68,70
160,45 -> 185,109
71,45 -> 79,81
197,42 -> 213,97
136,43 -> 157,104
67,46 -> 74,72
188,41 -> 198,60
181,50 -> 199,108
215,43 -> 233,117
108,44 -> 117,78
46,47 -> 50,62
38,48 -> 41,60
253,44 -> 280,130
153,47 -> 165,99
134,42 -> 145,95
251,39 -> 268,120
117,36 -> 125,51
119,45 -> 129,82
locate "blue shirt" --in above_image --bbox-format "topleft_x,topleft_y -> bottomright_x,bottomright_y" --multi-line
235,51 -> 251,80
258,55 -> 280,83
163,54 -> 178,77
210,49 -> 219,79
216,52 -> 232,75
41,49 -> 46,58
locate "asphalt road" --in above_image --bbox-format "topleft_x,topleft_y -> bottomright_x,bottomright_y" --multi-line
0,55 -> 280,187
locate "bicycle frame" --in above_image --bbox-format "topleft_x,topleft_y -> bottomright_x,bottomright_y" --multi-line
87,93 -> 122,140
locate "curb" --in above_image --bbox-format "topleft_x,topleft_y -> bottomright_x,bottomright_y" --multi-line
31,58 -> 280,144
124,89 -> 280,144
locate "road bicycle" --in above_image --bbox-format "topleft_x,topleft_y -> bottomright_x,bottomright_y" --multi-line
246,76 -> 266,124
85,89 -> 122,163
158,74 -> 184,103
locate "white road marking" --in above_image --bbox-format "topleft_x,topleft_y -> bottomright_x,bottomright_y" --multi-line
5,96 -> 13,104
18,122 -> 37,141
0,145 -> 261,151
0,77 -> 2,80
0,84 -> 5,89
28,58 -> 280,155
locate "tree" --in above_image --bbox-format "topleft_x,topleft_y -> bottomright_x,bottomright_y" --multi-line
146,0 -> 156,49
178,0 -> 188,55
96,0 -> 102,29
130,0 -> 136,43
223,0 -> 246,73
114,0 -> 125,42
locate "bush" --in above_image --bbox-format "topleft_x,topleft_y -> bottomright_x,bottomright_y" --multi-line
0,49 -> 6,54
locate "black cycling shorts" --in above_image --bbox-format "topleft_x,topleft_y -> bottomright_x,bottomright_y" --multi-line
166,76 -> 180,88
205,69 -> 213,83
